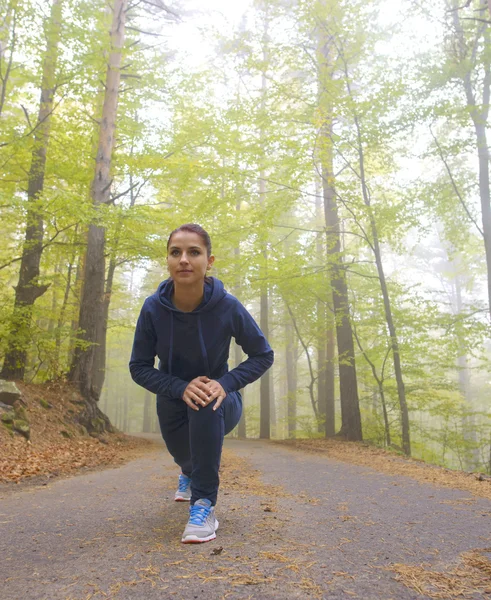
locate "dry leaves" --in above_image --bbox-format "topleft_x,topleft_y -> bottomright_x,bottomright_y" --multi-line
0,382 -> 154,484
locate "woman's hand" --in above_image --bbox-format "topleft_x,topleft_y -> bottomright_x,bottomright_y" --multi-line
182,376 -> 226,411
206,379 -> 226,411
182,377 -> 213,411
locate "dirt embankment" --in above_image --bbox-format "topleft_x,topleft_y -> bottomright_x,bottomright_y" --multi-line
0,382 -> 154,484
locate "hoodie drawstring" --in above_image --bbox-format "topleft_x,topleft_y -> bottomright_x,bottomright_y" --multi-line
197,315 -> 210,377
168,313 -> 174,377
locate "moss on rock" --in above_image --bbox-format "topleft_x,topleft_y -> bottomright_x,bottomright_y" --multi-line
12,419 -> 30,440
39,398 -> 52,409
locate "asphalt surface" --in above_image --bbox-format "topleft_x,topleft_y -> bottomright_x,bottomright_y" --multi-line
0,436 -> 490,599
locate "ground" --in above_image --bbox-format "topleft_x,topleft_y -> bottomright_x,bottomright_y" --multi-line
1,385 -> 490,599
1,435 -> 491,599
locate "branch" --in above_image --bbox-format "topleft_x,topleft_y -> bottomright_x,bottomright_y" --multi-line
284,298 -> 318,419
461,17 -> 491,24
429,124 -> 484,237
20,104 -> 32,129
0,95 -> 66,148
126,25 -> 165,37
446,0 -> 472,11
109,180 -> 140,204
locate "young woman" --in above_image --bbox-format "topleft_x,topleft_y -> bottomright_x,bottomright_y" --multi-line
129,224 -> 274,543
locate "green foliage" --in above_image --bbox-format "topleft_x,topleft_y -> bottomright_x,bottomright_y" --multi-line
0,0 -> 490,471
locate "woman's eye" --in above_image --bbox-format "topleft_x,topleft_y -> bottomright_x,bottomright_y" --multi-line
191,250 -> 200,256
171,250 -> 180,256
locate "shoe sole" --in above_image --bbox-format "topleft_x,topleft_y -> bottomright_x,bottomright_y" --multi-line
174,496 -> 191,502
181,520 -> 219,544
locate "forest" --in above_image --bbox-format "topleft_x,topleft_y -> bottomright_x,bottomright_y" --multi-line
1,0 -> 490,474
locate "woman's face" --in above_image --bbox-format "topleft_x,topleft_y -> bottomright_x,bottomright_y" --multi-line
167,231 -> 214,285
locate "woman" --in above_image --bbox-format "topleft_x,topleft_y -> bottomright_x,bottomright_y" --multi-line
129,223 -> 274,543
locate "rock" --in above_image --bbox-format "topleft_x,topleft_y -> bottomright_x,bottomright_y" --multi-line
1,411 -> 14,424
0,381 -> 21,406
39,398 -> 52,409
70,392 -> 84,405
12,419 -> 30,440
14,404 -> 28,422
60,430 -> 72,439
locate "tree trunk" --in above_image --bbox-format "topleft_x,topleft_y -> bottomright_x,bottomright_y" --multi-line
259,281 -> 271,439
317,21 -> 362,442
454,273 -> 479,469
285,316 -> 297,439
1,0 -> 62,380
70,0 -> 127,433
234,200 -> 247,439
316,186 -> 327,434
123,391 -> 128,432
269,362 -> 276,437
350,104 -> 410,454
54,227 -> 78,376
286,301 -> 319,424
258,15 -> 270,440
321,148 -> 363,441
143,390 -> 152,433
325,318 -> 336,436
452,2 -> 491,324
235,342 -> 247,438
0,1 -> 17,118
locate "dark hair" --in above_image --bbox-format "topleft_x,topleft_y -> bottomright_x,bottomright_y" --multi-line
167,223 -> 212,257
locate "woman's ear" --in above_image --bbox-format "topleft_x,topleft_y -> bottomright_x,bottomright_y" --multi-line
207,255 -> 215,270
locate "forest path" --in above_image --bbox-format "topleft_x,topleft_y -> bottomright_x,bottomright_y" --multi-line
0,437 -> 490,600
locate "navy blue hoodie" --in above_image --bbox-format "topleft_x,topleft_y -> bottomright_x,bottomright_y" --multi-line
129,277 -> 274,400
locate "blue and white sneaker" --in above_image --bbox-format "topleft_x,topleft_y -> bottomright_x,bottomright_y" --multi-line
174,473 -> 191,502
181,499 -> 219,543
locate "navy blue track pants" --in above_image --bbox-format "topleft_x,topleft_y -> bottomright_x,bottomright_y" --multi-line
156,391 -> 242,506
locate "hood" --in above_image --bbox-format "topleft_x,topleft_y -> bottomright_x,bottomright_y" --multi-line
157,277 -> 226,313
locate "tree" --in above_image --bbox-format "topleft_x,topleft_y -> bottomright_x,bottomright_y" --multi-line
316,1 -> 362,441
70,0 -> 128,429
1,0 -> 63,380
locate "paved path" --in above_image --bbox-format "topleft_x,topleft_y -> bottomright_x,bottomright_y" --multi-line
0,437 -> 490,599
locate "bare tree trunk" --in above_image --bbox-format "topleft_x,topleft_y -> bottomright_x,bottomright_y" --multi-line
259,14 -> 270,440
317,22 -> 362,441
1,0 -> 62,380
349,103 -> 410,454
286,300 -> 319,423
454,273 -> 479,469
70,0 -> 127,432
123,391 -> 128,432
452,3 -> 491,323
325,318 -> 336,436
285,315 -> 297,438
316,185 -> 327,434
259,280 -> 271,439
353,326 -> 391,447
269,363 -> 276,437
234,199 -> 247,439
142,390 -> 152,433
54,227 -> 79,376
235,342 -> 247,438
0,1 -> 17,118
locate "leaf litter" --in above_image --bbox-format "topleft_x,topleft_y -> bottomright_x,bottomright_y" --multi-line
391,548 -> 491,598
0,382 -> 155,485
